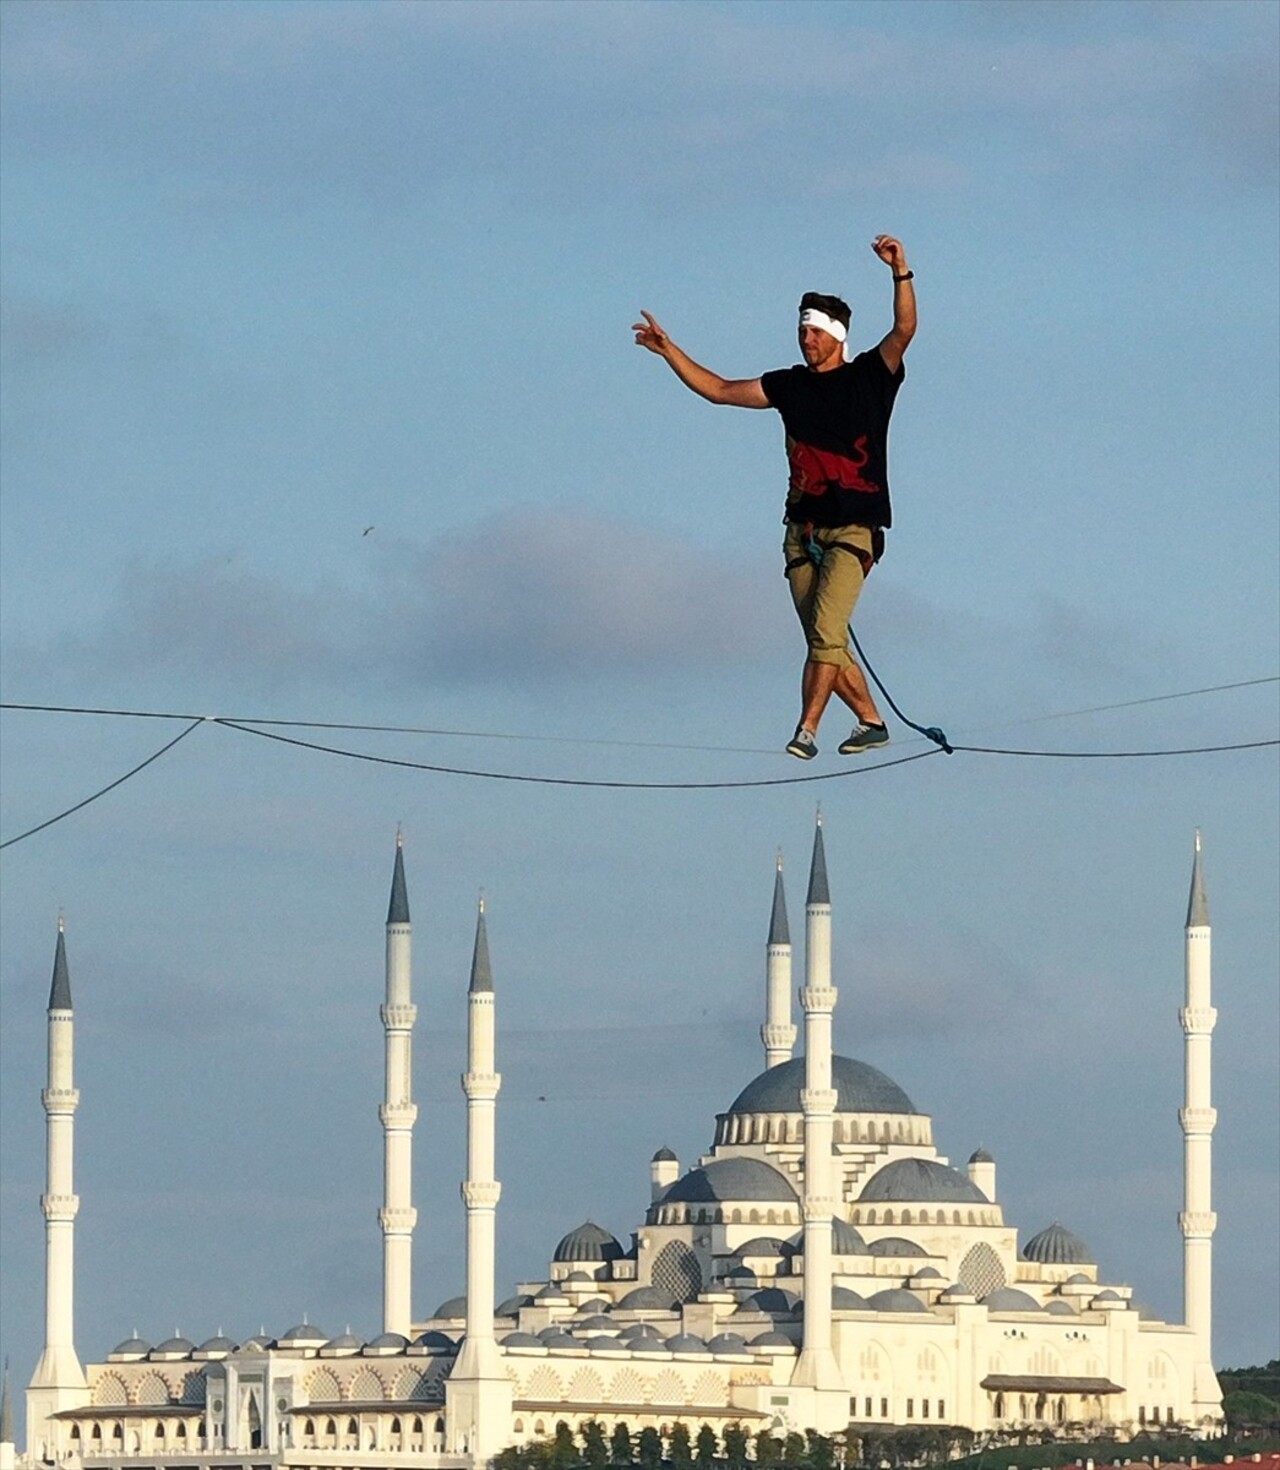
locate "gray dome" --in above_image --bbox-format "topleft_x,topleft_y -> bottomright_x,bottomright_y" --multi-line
236,1336 -> 271,1352
1065,1272 -> 1091,1284
617,1286 -> 676,1311
366,1331 -> 410,1349
280,1322 -> 326,1342
652,1147 -> 677,1162
860,1158 -> 986,1204
496,1294 -> 534,1317
564,1270 -> 594,1283
662,1158 -> 797,1205
110,1337 -> 151,1356
589,1338 -> 629,1354
706,1332 -> 749,1353
576,1315 -> 614,1333
553,1222 -> 623,1263
735,1236 -> 793,1257
541,1331 -> 579,1348
832,1286 -> 872,1310
832,1218 -> 869,1255
1023,1222 -> 1092,1265
501,1332 -> 543,1347
869,1237 -> 925,1256
728,1055 -> 917,1116
739,1288 -> 799,1314
196,1336 -> 237,1354
969,1148 -> 993,1163
433,1297 -> 467,1319
534,1285 -> 568,1302
619,1323 -> 662,1340
721,1265 -> 756,1281
982,1288 -> 1042,1313
1045,1300 -> 1077,1315
914,1267 -> 943,1279
151,1337 -> 194,1356
867,1288 -> 929,1313
413,1331 -> 456,1351
665,1334 -> 709,1354
322,1333 -> 365,1351
1093,1289 -> 1123,1302
749,1331 -> 795,1347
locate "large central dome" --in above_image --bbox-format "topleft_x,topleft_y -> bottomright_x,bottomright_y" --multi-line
726,1055 -> 918,1116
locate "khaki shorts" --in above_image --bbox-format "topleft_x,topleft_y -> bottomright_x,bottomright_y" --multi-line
783,523 -> 878,668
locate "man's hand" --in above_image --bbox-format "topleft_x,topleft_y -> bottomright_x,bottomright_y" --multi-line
633,310 -> 673,357
871,235 -> 909,273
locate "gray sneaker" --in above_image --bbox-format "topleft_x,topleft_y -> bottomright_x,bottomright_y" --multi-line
786,726 -> 818,760
838,722 -> 890,755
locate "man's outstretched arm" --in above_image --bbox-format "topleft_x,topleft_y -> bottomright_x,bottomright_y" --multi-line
633,310 -> 769,408
871,235 -> 916,375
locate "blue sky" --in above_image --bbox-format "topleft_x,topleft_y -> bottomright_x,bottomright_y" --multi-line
1,0 -> 1277,1422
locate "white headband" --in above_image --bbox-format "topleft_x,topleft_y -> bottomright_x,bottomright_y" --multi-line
798,307 -> 847,343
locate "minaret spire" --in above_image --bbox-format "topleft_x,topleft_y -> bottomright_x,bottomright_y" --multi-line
1180,831 -> 1223,1422
762,852 -> 796,1067
26,921 -> 88,1463
791,812 -> 842,1425
447,894 -> 512,1462
379,834 -> 418,1337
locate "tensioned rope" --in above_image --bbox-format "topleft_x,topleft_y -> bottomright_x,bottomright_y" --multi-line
1,682 -> 1276,848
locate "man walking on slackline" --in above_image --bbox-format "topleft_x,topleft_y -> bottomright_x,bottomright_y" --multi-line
633,235 -> 916,759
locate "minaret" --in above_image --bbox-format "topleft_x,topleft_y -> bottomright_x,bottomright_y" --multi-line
762,852 -> 796,1068
790,814 -> 843,1424
1,1358 -> 16,1470
446,897 -> 513,1462
379,833 -> 417,1338
1180,832 -> 1223,1420
26,921 -> 88,1462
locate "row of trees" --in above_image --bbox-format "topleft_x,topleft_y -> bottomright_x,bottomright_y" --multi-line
493,1420 -> 981,1470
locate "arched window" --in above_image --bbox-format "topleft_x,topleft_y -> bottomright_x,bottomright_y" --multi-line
413,1417 -> 423,1434
154,1423 -> 166,1440
513,1419 -> 524,1434
391,1417 -> 402,1434
70,1426 -> 80,1443
434,1418 -> 445,1434
304,1419 -> 315,1439
993,1394 -> 1004,1419
953,1210 -> 961,1224
902,1210 -> 912,1224
535,1420 -> 546,1435
92,1425 -> 102,1443
884,1209 -> 895,1225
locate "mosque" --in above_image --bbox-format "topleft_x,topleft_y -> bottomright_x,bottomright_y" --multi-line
18,821 -> 1223,1469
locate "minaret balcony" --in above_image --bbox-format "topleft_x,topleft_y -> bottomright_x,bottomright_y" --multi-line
380,1103 -> 418,1129
1179,1006 -> 1217,1034
462,1071 -> 501,1099
800,1088 -> 837,1114
762,1023 -> 797,1049
381,1004 -> 418,1030
801,1198 -> 838,1220
379,1205 -> 418,1233
462,1180 -> 502,1209
41,1088 -> 80,1113
1179,1106 -> 1217,1134
41,1193 -> 80,1220
799,987 -> 837,1013
1179,1209 -> 1218,1237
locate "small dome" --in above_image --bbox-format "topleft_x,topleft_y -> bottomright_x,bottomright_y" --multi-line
553,1222 -> 623,1263
1093,1289 -> 1123,1302
496,1294 -> 534,1317
860,1158 -> 987,1204
413,1331 -> 456,1351
501,1332 -> 543,1348
728,1055 -> 918,1116
914,1267 -> 943,1280
869,1237 -> 925,1257
534,1285 -> 568,1302
968,1148 -> 993,1164
740,1287 -> 799,1314
575,1298 -> 611,1314
831,1286 -> 871,1310
982,1288 -> 1042,1313
322,1332 -> 365,1351
195,1336 -> 237,1354
665,1334 -> 709,1354
662,1158 -> 798,1205
575,1315 -> 615,1333
706,1332 -> 749,1353
110,1336 -> 151,1357
433,1297 -> 467,1320
588,1338 -> 629,1354
236,1336 -> 272,1352
619,1322 -> 662,1340
1044,1300 -> 1077,1315
280,1322 -> 327,1343
365,1331 -> 410,1350
735,1235 -> 792,1257
1065,1272 -> 1091,1284
721,1265 -> 756,1281
617,1286 -> 676,1311
564,1270 -> 594,1283
832,1218 -> 869,1255
540,1331 -> 579,1348
1023,1222 -> 1092,1265
749,1331 -> 795,1348
652,1147 -> 678,1162
867,1288 -> 929,1313
151,1336 -> 195,1356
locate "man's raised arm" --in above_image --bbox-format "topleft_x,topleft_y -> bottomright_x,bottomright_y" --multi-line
632,310 -> 769,409
871,235 -> 916,375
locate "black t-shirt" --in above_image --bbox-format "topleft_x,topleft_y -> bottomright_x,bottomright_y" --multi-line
761,349 -> 904,529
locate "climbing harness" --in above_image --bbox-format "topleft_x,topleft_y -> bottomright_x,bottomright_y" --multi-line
800,531 -> 953,754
